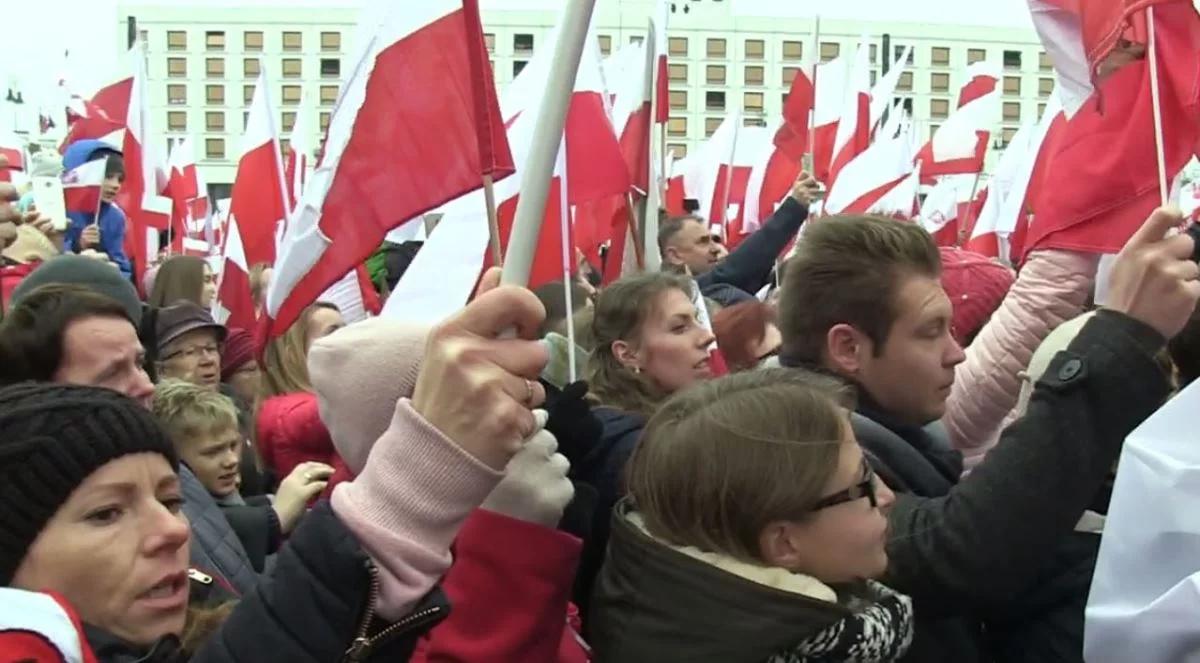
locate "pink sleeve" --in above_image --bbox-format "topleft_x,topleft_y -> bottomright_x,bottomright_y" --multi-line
330,399 -> 503,621
944,250 -> 1099,469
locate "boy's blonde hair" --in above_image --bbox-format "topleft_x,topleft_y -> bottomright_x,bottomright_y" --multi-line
152,379 -> 241,448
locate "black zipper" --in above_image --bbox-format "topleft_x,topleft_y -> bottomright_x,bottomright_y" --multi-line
342,562 -> 444,662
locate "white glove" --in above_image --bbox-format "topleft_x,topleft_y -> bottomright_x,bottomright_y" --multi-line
480,409 -> 574,528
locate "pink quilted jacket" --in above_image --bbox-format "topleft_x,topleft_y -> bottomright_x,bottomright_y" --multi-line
944,250 -> 1099,471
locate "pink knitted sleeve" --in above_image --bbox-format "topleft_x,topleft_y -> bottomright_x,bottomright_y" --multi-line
944,250 -> 1099,470
330,399 -> 503,621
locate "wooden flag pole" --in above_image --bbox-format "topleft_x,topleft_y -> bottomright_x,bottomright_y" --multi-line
959,170 -> 984,245
626,191 -> 645,270
1146,5 -> 1169,206
483,173 -> 503,267
503,0 -> 598,287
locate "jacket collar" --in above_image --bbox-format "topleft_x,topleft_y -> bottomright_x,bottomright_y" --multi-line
83,624 -> 184,663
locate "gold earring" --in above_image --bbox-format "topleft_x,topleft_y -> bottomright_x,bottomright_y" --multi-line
632,366 -> 641,375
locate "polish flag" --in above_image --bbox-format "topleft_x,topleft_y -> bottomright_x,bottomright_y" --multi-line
61,157 -> 107,215
869,46 -> 913,131
265,0 -> 515,339
968,122 -> 1037,258
318,264 -> 382,324
718,127 -> 775,246
867,162 -> 922,219
61,80 -> 130,151
213,214 -> 257,332
285,91 -> 315,211
825,123 -> 916,215
811,55 -> 850,184
165,137 -> 201,249
915,62 -> 1000,182
229,70 -> 288,270
1024,0 -> 1200,258
744,120 -> 802,236
604,37 -> 653,192
774,67 -> 815,161
920,176 -> 964,246
691,277 -> 729,377
665,150 -> 688,215
828,41 -> 873,189
651,0 -> 670,124
689,113 -> 743,228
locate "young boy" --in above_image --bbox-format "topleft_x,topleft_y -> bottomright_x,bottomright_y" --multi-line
153,380 -> 332,571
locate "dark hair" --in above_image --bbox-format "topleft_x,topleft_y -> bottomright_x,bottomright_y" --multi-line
1169,303 -> 1200,388
103,153 -> 125,179
779,216 -> 941,366
149,255 -> 209,308
657,214 -> 704,256
0,284 -> 133,384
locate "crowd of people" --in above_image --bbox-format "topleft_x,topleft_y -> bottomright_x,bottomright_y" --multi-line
1,133 -> 1200,663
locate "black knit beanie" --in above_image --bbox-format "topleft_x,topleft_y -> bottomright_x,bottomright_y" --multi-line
0,382 -> 179,585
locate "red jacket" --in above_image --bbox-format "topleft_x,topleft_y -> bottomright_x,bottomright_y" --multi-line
1,261 -> 36,314
411,509 -> 590,663
255,392 -> 349,490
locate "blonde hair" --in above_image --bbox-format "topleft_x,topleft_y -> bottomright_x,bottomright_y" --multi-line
628,368 -> 853,563
261,302 -> 338,398
149,256 -> 209,309
152,379 -> 241,450
249,263 -> 272,310
587,272 -> 694,416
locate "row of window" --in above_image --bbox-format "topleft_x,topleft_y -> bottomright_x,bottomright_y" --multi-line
667,64 -> 1055,97
661,37 -> 1051,71
165,57 -> 341,80
166,109 -> 331,133
169,83 -> 340,107
193,112 -> 331,160
164,30 -> 341,53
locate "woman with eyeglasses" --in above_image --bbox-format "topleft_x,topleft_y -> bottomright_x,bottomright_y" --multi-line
591,369 -> 907,662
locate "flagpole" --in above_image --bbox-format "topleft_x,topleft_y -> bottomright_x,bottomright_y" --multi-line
959,171 -> 983,246
503,0 -> 598,287
91,155 -> 109,230
1146,6 -> 1169,206
626,191 -> 645,270
483,173 -> 503,266
642,16 -> 661,271
807,16 -> 821,176
557,134 -> 577,383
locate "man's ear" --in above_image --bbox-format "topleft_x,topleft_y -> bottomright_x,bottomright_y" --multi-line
825,323 -> 868,377
662,244 -> 682,266
612,339 -> 640,370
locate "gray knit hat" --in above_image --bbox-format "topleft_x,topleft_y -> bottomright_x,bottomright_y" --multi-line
10,255 -> 143,326
0,383 -> 178,584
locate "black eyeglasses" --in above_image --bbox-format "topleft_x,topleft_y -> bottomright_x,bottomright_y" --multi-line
811,458 -> 878,511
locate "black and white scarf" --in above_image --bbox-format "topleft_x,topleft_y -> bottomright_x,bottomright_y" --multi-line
766,581 -> 914,663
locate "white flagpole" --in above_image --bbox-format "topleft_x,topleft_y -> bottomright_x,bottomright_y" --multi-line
503,0 -> 598,287
642,17 -> 662,272
1146,6 -> 1169,206
557,133 -> 577,383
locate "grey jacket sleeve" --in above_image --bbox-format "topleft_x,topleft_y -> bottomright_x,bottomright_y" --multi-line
698,196 -> 808,295
883,310 -> 1169,615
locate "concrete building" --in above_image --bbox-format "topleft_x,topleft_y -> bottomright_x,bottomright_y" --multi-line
116,0 -> 1048,187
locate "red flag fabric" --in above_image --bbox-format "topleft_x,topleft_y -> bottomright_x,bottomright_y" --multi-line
774,69 -> 815,160
811,55 -> 850,184
62,157 -> 107,215
827,43 -> 873,188
652,0 -> 669,124
213,214 -> 257,332
229,72 -> 288,269
744,137 -> 803,235
915,62 -> 1000,182
691,277 -> 729,378
264,1 -> 515,339
0,129 -> 26,173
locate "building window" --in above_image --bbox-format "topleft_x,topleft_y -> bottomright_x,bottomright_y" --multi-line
744,117 -> 767,127
513,60 -> 527,77
320,112 -> 331,132
1003,102 -> 1022,121
898,71 -> 913,91
598,35 -> 612,55
668,63 -> 688,82
783,67 -> 800,86
894,45 -> 914,65
1038,77 -> 1054,97
668,37 -> 688,57
870,71 -> 878,86
744,92 -> 764,112
282,111 -> 296,132
167,31 -> 187,51
320,58 -> 340,78
514,33 -> 534,54
206,58 -> 224,78
629,35 -> 644,46
744,66 -> 764,86
782,93 -> 790,107
820,42 -> 840,62
1004,76 -> 1022,95
667,117 -> 687,137
1039,51 -> 1053,71
931,98 -> 950,119
669,90 -> 688,110
282,85 -> 301,105
930,124 -> 941,135
706,65 -> 726,85
484,33 -> 495,53
167,111 -> 187,131
243,85 -> 255,105
705,117 -> 723,137
1038,102 -> 1047,117
1001,127 -> 1018,147
782,40 -> 804,61
205,85 -> 224,105
932,47 -> 951,67
707,38 -> 727,58
205,138 -> 225,160
1004,50 -> 1023,69
244,58 -> 260,78
897,97 -> 914,114
320,85 -> 339,105
167,84 -> 187,105
932,72 -> 950,92
244,31 -> 263,52
283,31 -> 302,52
706,90 -> 725,111
168,58 -> 187,78
282,58 -> 302,78
205,31 -> 225,51
869,44 -> 878,63
139,29 -> 149,44
205,111 -> 225,131
968,48 -> 986,64
746,39 -> 765,60
321,31 -> 340,51
669,143 -> 688,158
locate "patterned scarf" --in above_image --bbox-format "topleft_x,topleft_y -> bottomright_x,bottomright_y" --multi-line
766,581 -> 914,663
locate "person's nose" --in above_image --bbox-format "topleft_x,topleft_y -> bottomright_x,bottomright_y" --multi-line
142,498 -> 191,555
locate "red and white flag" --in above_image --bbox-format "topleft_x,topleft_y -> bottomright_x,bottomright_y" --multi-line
746,120 -> 804,235
774,67 -> 814,161
285,91 -> 316,211
213,214 -> 257,332
920,176 -> 964,246
651,0 -> 670,124
811,55 -> 850,184
165,137 -> 203,250
0,128 -> 26,179
266,0 -> 514,338
605,38 -> 653,193
825,123 -> 916,215
61,156 -> 107,215
229,70 -> 288,270
869,46 -> 913,131
867,162 -> 922,219
915,62 -> 1000,182
691,277 -> 728,377
828,40 -> 873,188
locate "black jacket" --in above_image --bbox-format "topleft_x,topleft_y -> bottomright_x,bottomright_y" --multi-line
696,196 -> 808,306
218,495 -> 282,574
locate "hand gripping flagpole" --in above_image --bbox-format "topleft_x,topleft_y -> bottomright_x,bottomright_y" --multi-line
501,0 -> 598,287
